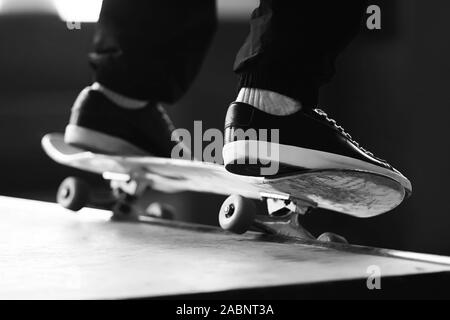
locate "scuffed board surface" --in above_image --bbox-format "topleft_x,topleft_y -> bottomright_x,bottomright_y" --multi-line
267,171 -> 404,217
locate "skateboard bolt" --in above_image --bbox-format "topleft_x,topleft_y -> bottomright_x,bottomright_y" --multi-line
224,204 -> 235,218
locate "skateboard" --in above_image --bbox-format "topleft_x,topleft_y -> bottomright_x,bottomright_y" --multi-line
42,133 -> 408,241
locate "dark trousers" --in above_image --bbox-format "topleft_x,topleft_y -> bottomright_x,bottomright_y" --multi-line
90,0 -> 367,108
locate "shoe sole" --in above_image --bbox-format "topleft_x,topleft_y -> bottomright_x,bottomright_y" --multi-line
64,125 -> 150,156
222,140 -> 412,192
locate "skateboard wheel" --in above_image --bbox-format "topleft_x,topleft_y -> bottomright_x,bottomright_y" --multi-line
317,232 -> 348,244
57,177 -> 90,211
146,203 -> 175,220
219,195 -> 256,234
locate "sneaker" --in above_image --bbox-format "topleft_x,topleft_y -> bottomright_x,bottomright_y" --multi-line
64,87 -> 178,157
223,102 -> 411,191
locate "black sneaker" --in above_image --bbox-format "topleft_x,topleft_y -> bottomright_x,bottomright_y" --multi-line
223,102 -> 411,191
65,87 -> 178,157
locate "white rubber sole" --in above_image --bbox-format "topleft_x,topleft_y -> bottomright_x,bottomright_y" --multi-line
64,125 -> 150,156
222,140 -> 412,192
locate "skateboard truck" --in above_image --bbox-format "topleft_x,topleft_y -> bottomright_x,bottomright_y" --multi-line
256,196 -> 316,239
106,173 -> 174,221
56,174 -> 174,221
56,175 -> 345,243
219,193 -> 318,240
104,173 -> 318,240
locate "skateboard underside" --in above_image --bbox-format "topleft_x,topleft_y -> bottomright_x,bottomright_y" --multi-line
42,133 -> 405,218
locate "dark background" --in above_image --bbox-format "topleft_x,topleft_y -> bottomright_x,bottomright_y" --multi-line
0,0 -> 449,255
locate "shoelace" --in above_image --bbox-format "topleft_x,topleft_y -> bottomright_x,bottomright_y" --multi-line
313,108 -> 391,167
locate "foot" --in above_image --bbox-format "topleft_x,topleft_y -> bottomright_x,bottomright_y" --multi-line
223,102 -> 411,191
65,87 -> 177,157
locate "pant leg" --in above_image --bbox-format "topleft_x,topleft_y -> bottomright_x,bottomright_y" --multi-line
89,0 -> 217,103
234,0 -> 367,108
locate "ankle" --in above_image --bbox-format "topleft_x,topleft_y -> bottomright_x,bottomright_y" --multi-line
91,82 -> 148,109
236,87 -> 301,116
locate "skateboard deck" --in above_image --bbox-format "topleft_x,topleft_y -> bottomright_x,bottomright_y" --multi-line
42,133 -> 406,218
